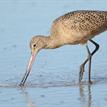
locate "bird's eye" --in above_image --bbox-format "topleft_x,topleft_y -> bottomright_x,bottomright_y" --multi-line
33,44 -> 36,47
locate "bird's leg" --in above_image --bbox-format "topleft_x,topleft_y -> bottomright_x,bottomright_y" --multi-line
86,45 -> 92,83
89,39 -> 99,56
79,44 -> 91,83
79,39 -> 99,83
79,57 -> 88,82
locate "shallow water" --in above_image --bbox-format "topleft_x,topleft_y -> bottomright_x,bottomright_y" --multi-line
0,0 -> 107,107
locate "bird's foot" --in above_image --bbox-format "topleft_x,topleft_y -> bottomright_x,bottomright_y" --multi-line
89,80 -> 93,84
79,65 -> 85,82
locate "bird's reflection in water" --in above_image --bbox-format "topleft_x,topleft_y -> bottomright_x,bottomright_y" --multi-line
79,84 -> 92,107
20,88 -> 37,107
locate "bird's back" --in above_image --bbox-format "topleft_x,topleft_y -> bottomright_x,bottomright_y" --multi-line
51,10 -> 107,44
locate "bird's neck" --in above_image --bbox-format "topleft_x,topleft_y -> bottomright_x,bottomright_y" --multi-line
44,35 -> 63,49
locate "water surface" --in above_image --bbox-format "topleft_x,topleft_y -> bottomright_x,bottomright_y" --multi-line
0,0 -> 107,107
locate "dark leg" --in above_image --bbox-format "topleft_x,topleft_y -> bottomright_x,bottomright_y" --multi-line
79,39 -> 99,83
86,45 -> 92,83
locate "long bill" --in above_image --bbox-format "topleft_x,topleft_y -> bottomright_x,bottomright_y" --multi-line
19,51 -> 37,86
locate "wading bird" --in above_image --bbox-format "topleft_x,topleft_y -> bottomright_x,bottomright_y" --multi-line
19,10 -> 107,86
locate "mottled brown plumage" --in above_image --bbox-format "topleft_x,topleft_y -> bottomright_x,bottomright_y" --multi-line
20,10 -> 107,86
51,10 -> 107,45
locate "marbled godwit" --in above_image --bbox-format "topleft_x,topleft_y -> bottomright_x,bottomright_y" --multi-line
19,10 -> 107,86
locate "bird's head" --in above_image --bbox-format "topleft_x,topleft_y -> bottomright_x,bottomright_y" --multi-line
19,35 -> 48,86
30,35 -> 47,54
28,35 -> 48,71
